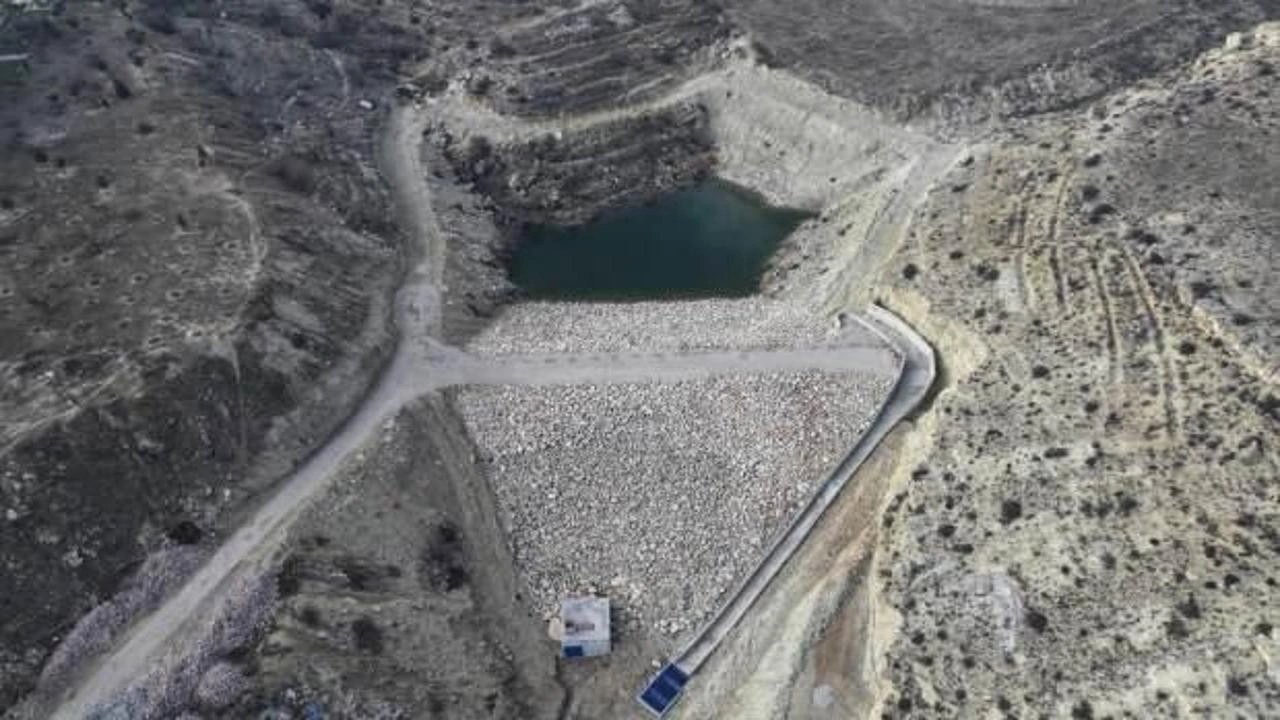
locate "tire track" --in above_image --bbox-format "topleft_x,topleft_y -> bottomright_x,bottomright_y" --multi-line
1089,245 -> 1124,384
1047,247 -> 1066,309
1009,195 -> 1035,313
1115,243 -> 1180,440
1043,167 -> 1072,310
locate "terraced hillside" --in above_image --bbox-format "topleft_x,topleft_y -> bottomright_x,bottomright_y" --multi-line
724,0 -> 1275,127
482,0 -> 729,116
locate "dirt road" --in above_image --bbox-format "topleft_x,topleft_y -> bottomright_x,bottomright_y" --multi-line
45,97 -> 906,718
46,102 -> 445,720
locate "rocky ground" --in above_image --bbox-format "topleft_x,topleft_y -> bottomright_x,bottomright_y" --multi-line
211,396 -> 563,720
690,19 -> 1279,720
447,101 -> 717,227
3,0 -> 1278,718
454,370 -> 892,643
465,298 -> 838,355
723,0 -> 1275,129
863,25 -> 1280,719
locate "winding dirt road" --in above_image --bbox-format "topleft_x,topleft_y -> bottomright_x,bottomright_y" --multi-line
46,102 -> 445,720
45,96 -> 908,718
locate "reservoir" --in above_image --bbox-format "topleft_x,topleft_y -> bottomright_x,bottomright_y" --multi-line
509,179 -> 811,300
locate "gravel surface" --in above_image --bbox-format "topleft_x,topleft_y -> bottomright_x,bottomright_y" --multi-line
464,298 -> 840,355
454,369 -> 894,642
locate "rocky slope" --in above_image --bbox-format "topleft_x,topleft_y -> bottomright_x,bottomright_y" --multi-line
455,370 -> 892,639
691,22 -> 1279,720
0,0 -> 423,708
447,101 -> 716,226
477,0 -> 728,117
724,0 -> 1276,130
863,25 -> 1280,718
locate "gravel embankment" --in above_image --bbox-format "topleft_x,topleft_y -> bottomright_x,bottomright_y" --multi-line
454,369 -> 894,642
464,298 -> 839,355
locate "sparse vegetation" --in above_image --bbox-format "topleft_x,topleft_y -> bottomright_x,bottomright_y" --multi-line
3,2 -> 1276,718
298,604 -> 322,627
167,520 -> 203,545
270,155 -> 318,194
351,616 -> 384,654
421,521 -> 469,592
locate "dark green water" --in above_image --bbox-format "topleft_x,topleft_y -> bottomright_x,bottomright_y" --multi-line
509,179 -> 811,300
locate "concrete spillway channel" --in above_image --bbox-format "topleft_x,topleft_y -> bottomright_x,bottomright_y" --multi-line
637,306 -> 936,717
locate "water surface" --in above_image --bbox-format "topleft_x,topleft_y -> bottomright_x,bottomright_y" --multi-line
509,180 -> 811,300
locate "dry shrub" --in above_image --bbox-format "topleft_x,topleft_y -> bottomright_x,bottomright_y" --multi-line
40,546 -> 206,690
195,662 -> 247,711
83,571 -> 278,719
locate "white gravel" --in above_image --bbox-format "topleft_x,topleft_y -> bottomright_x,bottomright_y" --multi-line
464,298 -> 839,355
454,369 -> 893,642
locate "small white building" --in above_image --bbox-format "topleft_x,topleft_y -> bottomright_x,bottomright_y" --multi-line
560,596 -> 611,658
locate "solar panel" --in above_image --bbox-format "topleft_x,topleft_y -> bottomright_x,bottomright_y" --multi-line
636,663 -> 690,717
661,664 -> 689,686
